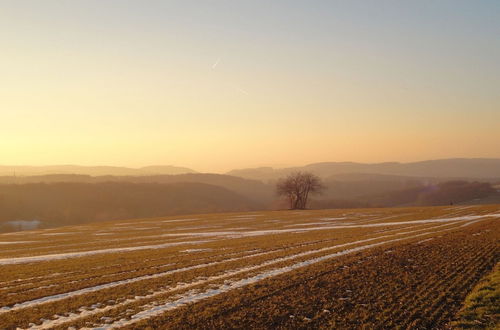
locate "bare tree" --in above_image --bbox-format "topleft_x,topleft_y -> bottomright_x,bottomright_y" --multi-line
276,171 -> 325,209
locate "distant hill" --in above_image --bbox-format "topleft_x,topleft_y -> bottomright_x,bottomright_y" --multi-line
0,175 -> 495,232
0,173 -> 273,204
310,181 -> 497,209
0,159 -> 498,232
227,158 -> 500,181
321,174 -> 430,200
0,165 -> 196,176
0,182 -> 259,232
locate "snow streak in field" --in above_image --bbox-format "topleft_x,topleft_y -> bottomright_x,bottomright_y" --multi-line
161,218 -> 200,223
154,214 -> 500,240
0,240 -> 210,265
460,219 -> 485,227
0,241 -> 34,245
2,207 -> 497,330
92,222 -> 470,329
0,250 -> 279,314
13,221 -> 469,328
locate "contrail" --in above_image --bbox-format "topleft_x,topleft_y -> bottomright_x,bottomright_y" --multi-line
212,57 -> 220,69
234,86 -> 249,95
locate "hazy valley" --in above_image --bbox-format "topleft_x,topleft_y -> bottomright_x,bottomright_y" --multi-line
1,159 -> 499,233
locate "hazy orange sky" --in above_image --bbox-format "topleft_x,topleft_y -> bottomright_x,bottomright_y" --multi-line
1,1 -> 499,173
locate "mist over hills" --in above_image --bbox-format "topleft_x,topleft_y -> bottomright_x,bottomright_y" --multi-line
0,174 -> 272,232
227,158 -> 500,181
0,173 -> 272,204
0,158 -> 498,232
3,158 -> 499,180
0,165 -> 196,176
0,182 -> 258,232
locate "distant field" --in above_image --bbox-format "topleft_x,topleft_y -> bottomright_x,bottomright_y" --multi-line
0,205 -> 498,329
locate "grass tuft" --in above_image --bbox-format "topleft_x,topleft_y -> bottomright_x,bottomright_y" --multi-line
452,263 -> 499,329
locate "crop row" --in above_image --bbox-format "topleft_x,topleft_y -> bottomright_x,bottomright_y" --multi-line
1,206 -> 498,329
1,222 -> 437,300
0,221 -> 458,329
59,221 -> 491,328
118,220 -> 498,329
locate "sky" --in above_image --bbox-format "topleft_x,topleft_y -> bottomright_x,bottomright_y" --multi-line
1,0 -> 499,173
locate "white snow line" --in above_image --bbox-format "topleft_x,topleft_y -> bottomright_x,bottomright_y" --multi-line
153,214 -> 500,240
286,222 -> 349,227
460,219 -> 484,227
0,234 -> 191,255
416,238 -> 434,244
161,219 -> 200,223
181,249 -> 213,253
16,221 -> 459,326
0,241 -> 35,245
0,240 -> 210,266
0,249 -> 280,314
41,232 -> 78,236
95,223 -> 466,329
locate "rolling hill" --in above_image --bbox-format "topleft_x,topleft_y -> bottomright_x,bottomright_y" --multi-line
0,173 -> 273,204
227,158 -> 500,181
0,159 -> 498,233
0,182 -> 259,232
0,165 -> 196,176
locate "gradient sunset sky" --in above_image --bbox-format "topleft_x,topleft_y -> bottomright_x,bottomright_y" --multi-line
1,1 -> 499,172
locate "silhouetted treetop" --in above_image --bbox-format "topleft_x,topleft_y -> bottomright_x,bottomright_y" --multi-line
276,171 -> 325,209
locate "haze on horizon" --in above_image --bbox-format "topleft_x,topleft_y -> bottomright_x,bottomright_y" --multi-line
1,1 -> 499,173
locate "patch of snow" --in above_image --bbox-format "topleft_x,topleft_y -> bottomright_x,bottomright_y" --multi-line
0,240 -> 210,266
0,241 -> 34,245
16,220 -> 470,328
5,220 -> 41,230
42,232 -> 78,236
161,218 -> 200,223
181,249 -> 213,253
416,238 -> 434,244
96,224 -> 461,329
